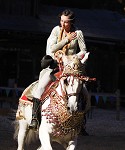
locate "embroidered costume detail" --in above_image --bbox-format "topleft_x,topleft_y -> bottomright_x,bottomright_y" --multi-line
42,87 -> 84,137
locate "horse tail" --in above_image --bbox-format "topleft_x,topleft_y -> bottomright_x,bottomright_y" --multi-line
13,120 -> 19,140
25,129 -> 39,144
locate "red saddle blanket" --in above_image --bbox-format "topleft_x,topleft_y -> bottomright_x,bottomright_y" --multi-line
20,71 -> 63,103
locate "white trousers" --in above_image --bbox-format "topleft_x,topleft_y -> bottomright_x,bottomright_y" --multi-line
33,68 -> 53,99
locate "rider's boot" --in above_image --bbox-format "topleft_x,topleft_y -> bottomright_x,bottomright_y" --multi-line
29,97 -> 41,130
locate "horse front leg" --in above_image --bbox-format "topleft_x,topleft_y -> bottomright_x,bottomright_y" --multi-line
17,120 -> 28,150
38,123 -> 53,150
66,136 -> 78,150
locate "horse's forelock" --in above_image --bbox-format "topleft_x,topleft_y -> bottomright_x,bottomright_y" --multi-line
62,55 -> 84,75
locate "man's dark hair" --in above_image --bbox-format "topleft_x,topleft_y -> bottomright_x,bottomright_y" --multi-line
58,9 -> 75,24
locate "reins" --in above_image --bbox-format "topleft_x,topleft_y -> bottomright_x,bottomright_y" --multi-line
62,73 -> 96,82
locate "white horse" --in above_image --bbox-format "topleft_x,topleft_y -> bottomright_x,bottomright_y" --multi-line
14,53 -> 94,150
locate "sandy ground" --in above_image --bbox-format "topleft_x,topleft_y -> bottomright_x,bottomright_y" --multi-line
0,108 -> 125,150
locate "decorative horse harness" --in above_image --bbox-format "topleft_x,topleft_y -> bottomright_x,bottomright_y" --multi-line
40,70 -> 95,137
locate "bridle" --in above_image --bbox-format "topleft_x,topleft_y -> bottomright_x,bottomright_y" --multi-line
60,73 -> 96,99
60,73 -> 83,99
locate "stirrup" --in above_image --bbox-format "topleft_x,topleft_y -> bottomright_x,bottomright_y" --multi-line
29,118 -> 39,131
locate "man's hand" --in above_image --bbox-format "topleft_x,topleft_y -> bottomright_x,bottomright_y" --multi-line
67,32 -> 77,42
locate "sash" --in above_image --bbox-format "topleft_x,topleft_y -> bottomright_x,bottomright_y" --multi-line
54,28 -> 70,63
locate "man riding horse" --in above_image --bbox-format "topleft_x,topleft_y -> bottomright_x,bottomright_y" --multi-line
15,53 -> 96,150
29,9 -> 91,130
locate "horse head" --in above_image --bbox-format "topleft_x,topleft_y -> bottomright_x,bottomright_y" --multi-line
61,53 -> 89,113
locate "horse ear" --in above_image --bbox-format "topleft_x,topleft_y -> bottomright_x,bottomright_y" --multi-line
81,52 -> 90,64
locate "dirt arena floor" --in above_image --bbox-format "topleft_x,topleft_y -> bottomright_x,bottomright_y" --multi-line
0,108 -> 125,150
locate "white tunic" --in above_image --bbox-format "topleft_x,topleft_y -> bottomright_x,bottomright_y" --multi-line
46,26 -> 87,59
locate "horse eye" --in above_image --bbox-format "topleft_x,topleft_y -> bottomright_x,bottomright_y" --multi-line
64,79 -> 68,85
73,64 -> 78,70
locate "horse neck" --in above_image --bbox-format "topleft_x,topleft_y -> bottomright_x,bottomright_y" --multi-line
56,79 -> 66,97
